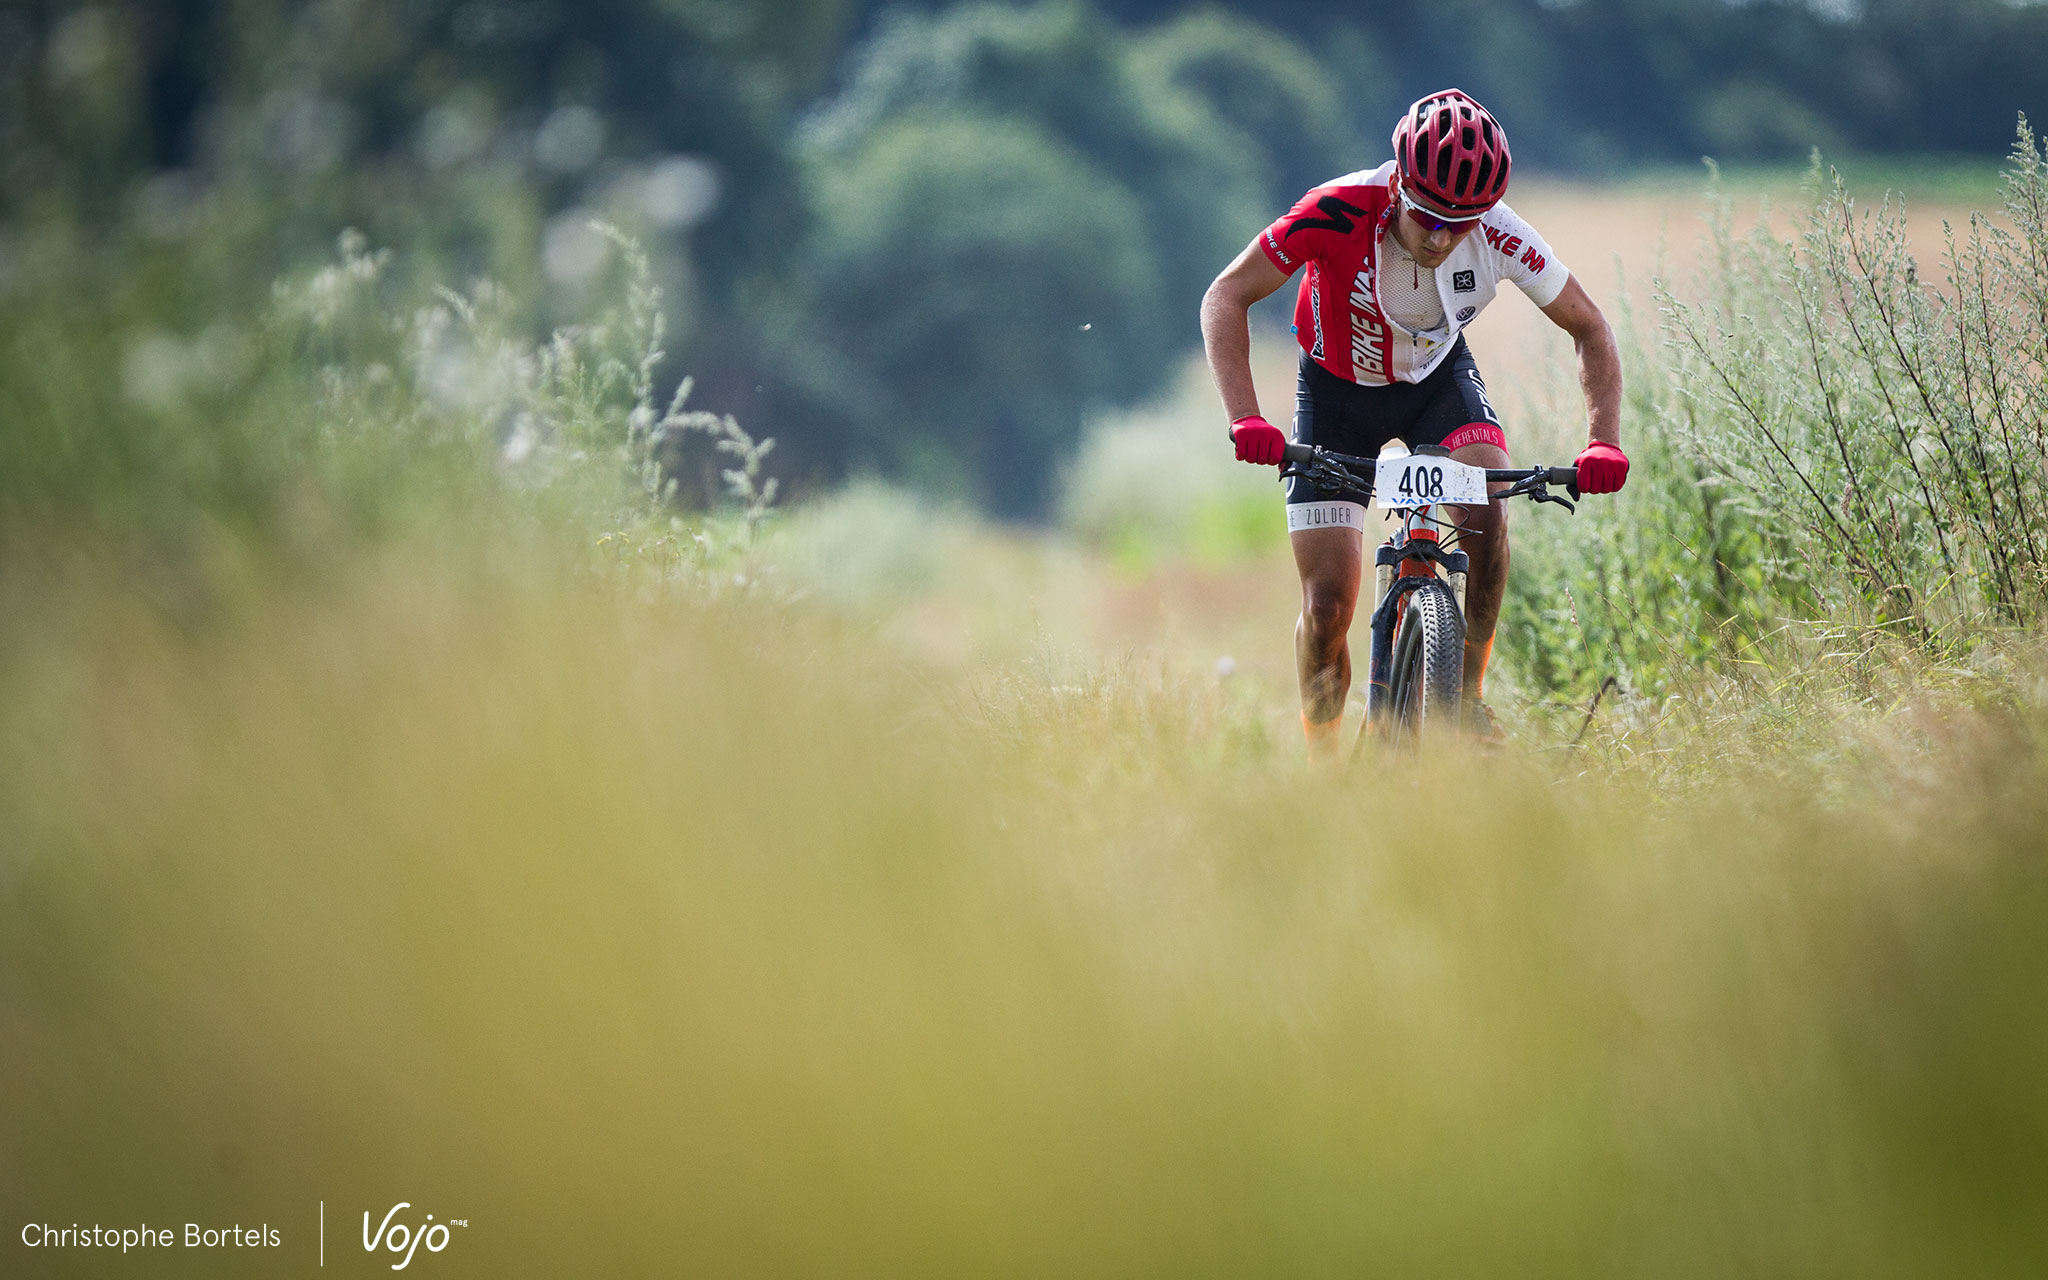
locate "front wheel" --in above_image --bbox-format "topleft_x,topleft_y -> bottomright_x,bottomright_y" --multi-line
1380,580 -> 1463,750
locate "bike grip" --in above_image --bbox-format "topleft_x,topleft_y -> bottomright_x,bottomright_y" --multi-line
1282,442 -> 1315,464
1545,466 -> 1577,487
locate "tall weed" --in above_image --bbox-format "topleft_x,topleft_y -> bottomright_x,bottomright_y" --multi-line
1666,119 -> 2048,640
1499,275 -> 1791,722
2,218 -> 775,592
1504,119 -> 2047,747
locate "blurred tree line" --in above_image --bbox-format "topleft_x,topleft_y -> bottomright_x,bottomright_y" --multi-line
1076,0 -> 2048,168
3,0 -> 2044,521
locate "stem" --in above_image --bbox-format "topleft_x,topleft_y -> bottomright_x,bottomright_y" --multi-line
1795,274 -> 1909,602
1676,313 -> 1886,598
1834,205 -> 1964,581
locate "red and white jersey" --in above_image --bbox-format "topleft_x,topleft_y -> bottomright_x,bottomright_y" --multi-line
1258,161 -> 1569,386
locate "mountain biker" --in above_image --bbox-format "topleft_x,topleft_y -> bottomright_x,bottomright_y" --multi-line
1199,88 -> 1626,761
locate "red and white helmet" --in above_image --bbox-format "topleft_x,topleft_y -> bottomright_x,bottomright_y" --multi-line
1392,89 -> 1512,219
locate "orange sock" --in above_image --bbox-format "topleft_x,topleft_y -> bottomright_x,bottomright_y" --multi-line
1465,635 -> 1494,697
1302,711 -> 1343,763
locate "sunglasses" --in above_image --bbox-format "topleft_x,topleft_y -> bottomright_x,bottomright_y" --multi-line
1398,190 -> 1481,235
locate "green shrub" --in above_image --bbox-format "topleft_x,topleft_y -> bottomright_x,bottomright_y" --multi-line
1667,120 -> 2048,640
769,478 -> 966,610
1503,119 -> 2048,723
0,215 -> 774,600
1056,365 -> 1280,571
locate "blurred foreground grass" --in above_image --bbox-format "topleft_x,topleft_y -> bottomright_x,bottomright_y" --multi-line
5,536 -> 2048,1277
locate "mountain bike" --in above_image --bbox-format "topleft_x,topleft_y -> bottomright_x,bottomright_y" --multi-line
1280,440 -> 1579,753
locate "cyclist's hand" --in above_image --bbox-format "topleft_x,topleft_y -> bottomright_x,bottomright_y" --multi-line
1574,439 -> 1629,494
1230,415 -> 1287,466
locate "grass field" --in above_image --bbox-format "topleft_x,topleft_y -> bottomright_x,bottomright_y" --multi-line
8,533 -> 2048,1277
7,162 -> 2048,1276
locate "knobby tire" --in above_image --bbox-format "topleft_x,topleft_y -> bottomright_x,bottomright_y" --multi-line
1384,580 -> 1463,749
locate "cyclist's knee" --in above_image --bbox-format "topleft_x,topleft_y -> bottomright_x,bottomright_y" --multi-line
1301,583 -> 1355,637
1460,496 -> 1508,538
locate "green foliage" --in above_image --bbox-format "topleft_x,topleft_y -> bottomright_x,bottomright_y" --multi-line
0,206 -> 776,596
6,14 -> 2048,1256
769,478 -> 967,609
1690,79 -> 1845,160
1667,123 -> 2048,639
12,0 -> 2045,522
1,1 -> 832,550
12,10 -> 2048,1265
1125,9 -> 1359,209
1057,364 -> 1280,570
1503,120 -> 2048,731
787,110 -> 1167,510
784,0 -> 1349,513
1498,296 -> 1793,714
1288,0 -> 2048,169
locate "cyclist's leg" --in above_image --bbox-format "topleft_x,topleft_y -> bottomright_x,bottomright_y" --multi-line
1286,355 -> 1397,760
1292,524 -> 1363,747
1447,435 -> 1508,699
1406,340 -> 1509,698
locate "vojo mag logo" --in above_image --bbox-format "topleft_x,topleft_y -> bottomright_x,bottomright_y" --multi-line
361,1202 -> 467,1270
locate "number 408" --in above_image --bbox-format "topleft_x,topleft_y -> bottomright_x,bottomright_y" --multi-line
1398,465 -> 1446,500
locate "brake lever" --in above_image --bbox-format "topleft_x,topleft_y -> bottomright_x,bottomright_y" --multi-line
1530,485 -> 1576,513
1282,461 -> 1329,489
1290,459 -> 1369,501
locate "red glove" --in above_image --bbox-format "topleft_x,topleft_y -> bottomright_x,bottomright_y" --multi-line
1574,439 -> 1629,494
1230,415 -> 1286,466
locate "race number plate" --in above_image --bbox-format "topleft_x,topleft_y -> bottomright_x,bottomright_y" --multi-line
1375,455 -> 1489,509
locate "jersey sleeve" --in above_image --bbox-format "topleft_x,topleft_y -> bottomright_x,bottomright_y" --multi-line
1258,185 -> 1371,277
1489,203 -> 1569,306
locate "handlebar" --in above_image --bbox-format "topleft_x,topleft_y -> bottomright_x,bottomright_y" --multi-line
1279,442 -> 1580,507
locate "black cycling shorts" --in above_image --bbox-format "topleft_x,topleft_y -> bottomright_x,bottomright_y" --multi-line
1285,336 -> 1504,507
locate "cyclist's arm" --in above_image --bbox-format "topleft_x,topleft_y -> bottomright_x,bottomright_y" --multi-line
1200,240 -> 1292,423
1539,274 -> 1622,446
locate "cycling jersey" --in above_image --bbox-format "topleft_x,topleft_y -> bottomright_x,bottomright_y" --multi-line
1378,234 -> 1445,333
1258,161 -> 1568,386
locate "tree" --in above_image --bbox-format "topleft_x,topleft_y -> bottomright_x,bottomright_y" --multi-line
779,0 -> 1348,513
789,111 -> 1164,512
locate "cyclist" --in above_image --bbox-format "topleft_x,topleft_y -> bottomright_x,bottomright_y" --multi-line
1199,88 -> 1626,760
